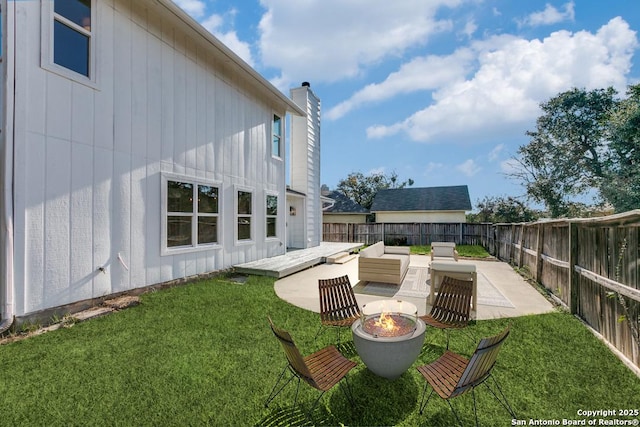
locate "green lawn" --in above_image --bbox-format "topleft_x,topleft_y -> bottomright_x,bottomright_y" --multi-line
411,244 -> 492,258
0,274 -> 639,426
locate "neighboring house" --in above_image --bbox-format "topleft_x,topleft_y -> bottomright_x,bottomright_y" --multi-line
0,0 -> 316,326
322,191 -> 369,224
371,186 -> 472,223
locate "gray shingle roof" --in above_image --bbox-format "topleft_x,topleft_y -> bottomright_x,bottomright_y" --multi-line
323,191 -> 369,213
370,186 -> 471,212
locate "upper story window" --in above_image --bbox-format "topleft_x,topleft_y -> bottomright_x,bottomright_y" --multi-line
42,0 -> 96,85
163,176 -> 220,253
272,114 -> 282,158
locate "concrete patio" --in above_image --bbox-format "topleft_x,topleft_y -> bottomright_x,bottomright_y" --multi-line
274,254 -> 556,320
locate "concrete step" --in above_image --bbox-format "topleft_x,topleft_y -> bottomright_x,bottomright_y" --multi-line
326,252 -> 357,264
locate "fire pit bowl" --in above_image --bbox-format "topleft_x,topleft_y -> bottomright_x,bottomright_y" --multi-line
352,300 -> 426,380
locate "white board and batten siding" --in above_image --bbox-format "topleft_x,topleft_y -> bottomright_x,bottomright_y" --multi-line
7,0 -> 291,317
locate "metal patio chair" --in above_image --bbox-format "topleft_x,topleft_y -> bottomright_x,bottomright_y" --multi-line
420,275 -> 473,349
416,326 -> 515,426
265,317 -> 358,418
315,275 -> 361,345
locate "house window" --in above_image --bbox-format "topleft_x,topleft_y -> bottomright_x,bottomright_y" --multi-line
272,114 -> 282,157
266,195 -> 278,238
166,180 -> 219,249
53,0 -> 92,77
237,191 -> 252,241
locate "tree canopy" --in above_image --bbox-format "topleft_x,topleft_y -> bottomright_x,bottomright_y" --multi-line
335,171 -> 414,210
467,196 -> 540,223
510,85 -> 640,216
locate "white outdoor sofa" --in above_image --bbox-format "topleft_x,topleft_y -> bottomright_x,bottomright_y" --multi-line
358,241 -> 410,285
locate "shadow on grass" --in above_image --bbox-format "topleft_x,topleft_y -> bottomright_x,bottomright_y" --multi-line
328,366 -> 421,426
254,406 -> 310,427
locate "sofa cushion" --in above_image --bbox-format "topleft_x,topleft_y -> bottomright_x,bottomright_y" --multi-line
432,246 -> 455,258
384,246 -> 410,255
381,254 -> 411,272
430,262 -> 475,273
360,241 -> 384,258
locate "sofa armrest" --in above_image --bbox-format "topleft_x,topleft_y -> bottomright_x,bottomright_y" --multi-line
384,246 -> 410,255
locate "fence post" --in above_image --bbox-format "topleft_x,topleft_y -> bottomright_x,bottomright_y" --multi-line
518,223 -> 525,268
569,221 -> 578,314
535,223 -> 544,282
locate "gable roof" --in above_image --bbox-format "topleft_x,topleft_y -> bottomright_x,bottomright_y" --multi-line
323,191 -> 369,214
370,186 -> 472,212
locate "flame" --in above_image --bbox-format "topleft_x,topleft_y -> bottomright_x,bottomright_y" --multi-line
374,312 -> 398,333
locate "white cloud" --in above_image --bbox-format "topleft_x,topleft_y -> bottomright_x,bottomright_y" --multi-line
519,1 -> 575,27
488,144 -> 505,161
200,14 -> 255,66
365,18 -> 638,143
174,0 -> 207,18
456,159 -> 481,177
327,50 -> 474,120
460,19 -> 478,39
257,0 -> 464,88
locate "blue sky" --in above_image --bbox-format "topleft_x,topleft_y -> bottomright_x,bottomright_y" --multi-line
174,0 -> 640,209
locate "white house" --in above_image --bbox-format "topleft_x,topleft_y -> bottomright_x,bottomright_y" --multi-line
0,0 -> 320,326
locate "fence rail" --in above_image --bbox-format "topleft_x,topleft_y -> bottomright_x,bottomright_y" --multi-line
491,211 -> 640,370
323,212 -> 640,371
322,222 -> 492,246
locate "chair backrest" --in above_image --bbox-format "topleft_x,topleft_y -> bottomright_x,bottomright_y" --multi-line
318,275 -> 361,323
452,326 -> 510,398
267,317 -> 318,388
429,276 -> 473,326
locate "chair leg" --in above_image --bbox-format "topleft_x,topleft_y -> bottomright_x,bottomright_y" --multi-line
418,382 -> 434,414
484,375 -> 516,418
472,388 -> 479,427
265,365 -> 295,408
339,376 -> 356,406
292,377 -> 302,414
446,399 -> 465,427
314,325 -> 326,342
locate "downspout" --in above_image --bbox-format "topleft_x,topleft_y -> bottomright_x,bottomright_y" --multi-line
0,0 -> 15,332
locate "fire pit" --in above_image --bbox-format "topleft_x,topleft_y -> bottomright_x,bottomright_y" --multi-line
352,300 -> 426,380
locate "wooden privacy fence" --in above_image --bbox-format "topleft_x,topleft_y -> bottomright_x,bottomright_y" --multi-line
322,222 -> 493,246
491,210 -> 640,370
324,213 -> 640,370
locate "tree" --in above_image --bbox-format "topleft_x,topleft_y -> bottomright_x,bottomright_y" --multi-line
335,171 -> 414,210
467,196 -> 540,223
600,84 -> 640,212
509,87 -> 617,217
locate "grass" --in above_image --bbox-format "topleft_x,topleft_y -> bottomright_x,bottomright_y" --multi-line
0,274 -> 639,426
411,244 -> 492,258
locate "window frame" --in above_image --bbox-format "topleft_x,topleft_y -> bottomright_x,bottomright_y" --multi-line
236,187 -> 254,244
265,193 -> 279,240
161,173 -> 221,256
271,113 -> 283,158
41,0 -> 98,88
